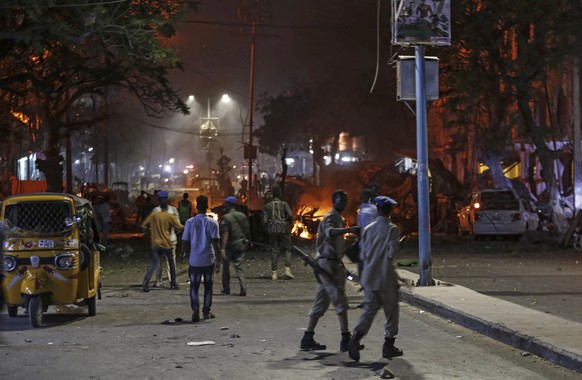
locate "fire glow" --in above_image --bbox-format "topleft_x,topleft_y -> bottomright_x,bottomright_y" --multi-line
291,206 -> 330,240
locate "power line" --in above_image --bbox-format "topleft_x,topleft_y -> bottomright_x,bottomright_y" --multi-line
0,0 -> 128,9
186,19 -> 381,31
125,117 -> 245,137
189,67 -> 249,99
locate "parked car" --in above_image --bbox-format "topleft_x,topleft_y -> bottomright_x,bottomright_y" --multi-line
472,188 -> 539,239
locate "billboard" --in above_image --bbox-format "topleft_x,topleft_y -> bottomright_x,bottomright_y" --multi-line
392,0 -> 451,46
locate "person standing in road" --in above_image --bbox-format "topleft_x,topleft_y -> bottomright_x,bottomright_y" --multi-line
152,191 -> 180,288
219,196 -> 250,296
348,195 -> 403,362
134,191 -> 147,227
182,195 -> 220,322
355,187 -> 378,270
95,195 -> 111,246
263,186 -> 295,280
141,197 -> 184,292
178,192 -> 192,225
300,190 -> 360,352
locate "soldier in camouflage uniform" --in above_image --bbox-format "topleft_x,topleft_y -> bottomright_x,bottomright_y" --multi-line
263,187 -> 294,280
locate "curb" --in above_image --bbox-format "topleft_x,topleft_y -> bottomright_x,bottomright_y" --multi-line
399,288 -> 582,373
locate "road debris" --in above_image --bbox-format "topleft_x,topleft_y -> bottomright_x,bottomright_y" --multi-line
186,341 -> 216,346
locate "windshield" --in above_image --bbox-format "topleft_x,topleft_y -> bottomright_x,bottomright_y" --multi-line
3,200 -> 73,237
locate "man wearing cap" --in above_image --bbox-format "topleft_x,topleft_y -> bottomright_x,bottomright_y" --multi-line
300,190 -> 361,352
152,190 -> 180,288
219,196 -> 250,296
263,186 -> 295,280
348,195 -> 403,362
141,195 -> 184,292
182,195 -> 220,322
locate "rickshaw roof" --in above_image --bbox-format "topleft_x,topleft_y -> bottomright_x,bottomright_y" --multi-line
3,192 -> 89,208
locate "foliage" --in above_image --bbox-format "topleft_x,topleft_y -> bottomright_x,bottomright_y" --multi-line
255,84 -> 312,156
0,0 -> 199,191
439,0 -> 582,191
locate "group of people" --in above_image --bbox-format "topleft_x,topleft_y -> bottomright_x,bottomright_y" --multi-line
299,186 -> 404,363
139,192 -> 252,322
137,184 -> 404,362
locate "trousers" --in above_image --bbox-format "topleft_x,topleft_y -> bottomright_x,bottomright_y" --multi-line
222,248 -> 246,293
308,258 -> 348,318
143,247 -> 177,286
189,264 -> 215,315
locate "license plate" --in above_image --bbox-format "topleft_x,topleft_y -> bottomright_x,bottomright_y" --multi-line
38,240 -> 55,248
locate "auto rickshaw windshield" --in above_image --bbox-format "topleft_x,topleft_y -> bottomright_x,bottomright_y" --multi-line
3,200 -> 74,237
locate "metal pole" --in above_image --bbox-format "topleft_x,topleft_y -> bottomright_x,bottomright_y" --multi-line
415,45 -> 434,286
247,20 -> 256,207
573,63 -> 582,212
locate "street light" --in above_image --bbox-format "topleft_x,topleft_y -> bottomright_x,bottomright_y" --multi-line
189,94 -> 236,179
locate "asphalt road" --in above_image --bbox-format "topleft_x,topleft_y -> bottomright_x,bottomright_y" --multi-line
1,238 -> 580,379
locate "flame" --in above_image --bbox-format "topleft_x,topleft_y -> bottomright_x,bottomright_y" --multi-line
291,206 -> 331,240
11,111 -> 29,124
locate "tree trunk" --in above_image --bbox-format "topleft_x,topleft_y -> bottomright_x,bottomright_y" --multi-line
36,119 -> 64,193
481,151 -> 509,189
517,90 -> 569,233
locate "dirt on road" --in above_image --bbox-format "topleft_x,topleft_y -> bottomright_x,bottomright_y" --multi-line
1,234 -> 581,379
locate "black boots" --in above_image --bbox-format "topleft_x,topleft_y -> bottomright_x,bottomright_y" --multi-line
341,332 -> 365,352
347,332 -> 365,361
142,280 -> 149,292
340,332 -> 351,352
382,337 -> 403,358
300,331 -> 327,351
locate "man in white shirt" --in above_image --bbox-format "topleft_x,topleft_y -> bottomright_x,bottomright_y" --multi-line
348,195 -> 403,362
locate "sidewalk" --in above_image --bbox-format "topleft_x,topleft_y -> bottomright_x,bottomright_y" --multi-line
392,268 -> 582,372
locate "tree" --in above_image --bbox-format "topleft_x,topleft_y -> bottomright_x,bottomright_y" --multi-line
440,0 -> 582,211
255,84 -> 312,156
0,0 -> 199,191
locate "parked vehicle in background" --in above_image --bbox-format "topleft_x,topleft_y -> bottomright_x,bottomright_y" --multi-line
472,188 -> 539,240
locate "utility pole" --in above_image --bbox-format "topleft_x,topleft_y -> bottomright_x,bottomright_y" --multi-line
247,20 -> 256,206
414,45 -> 434,286
392,0 -> 451,286
573,63 -> 582,211
237,0 -> 276,208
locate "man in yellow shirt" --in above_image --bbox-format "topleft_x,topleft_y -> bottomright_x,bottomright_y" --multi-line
141,195 -> 184,292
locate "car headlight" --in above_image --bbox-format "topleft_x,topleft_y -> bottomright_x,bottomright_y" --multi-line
55,254 -> 76,270
3,255 -> 16,272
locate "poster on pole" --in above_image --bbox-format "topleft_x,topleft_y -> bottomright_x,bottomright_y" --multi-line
391,0 -> 451,46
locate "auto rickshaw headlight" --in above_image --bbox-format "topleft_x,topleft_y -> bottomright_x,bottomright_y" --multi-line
3,255 -> 16,272
55,254 -> 75,270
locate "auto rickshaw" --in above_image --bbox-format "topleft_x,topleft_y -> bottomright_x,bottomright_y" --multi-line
1,193 -> 102,327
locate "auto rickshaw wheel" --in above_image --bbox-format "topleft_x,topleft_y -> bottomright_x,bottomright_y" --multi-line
29,296 -> 44,328
87,295 -> 97,316
80,244 -> 91,272
7,305 -> 18,317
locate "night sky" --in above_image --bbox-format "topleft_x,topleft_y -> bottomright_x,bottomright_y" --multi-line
118,0 -> 414,177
